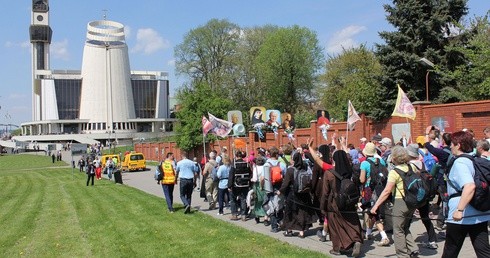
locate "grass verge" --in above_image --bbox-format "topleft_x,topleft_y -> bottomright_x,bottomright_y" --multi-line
0,154 -> 326,257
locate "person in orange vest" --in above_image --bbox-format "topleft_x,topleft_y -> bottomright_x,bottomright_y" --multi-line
159,152 -> 177,213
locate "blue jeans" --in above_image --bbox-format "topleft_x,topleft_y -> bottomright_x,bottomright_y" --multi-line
179,179 -> 194,207
107,168 -> 113,179
161,184 -> 175,212
218,188 -> 229,214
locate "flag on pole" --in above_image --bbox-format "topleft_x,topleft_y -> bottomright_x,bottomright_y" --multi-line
392,85 -> 416,120
347,100 -> 361,131
202,115 -> 213,136
208,113 -> 233,137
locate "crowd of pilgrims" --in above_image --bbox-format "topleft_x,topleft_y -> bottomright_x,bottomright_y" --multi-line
194,127 -> 490,258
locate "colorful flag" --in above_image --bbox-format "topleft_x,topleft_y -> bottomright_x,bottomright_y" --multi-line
392,85 -> 416,120
208,113 -> 233,137
202,115 -> 213,136
347,100 -> 361,131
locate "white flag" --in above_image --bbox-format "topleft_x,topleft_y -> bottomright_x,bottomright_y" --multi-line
208,113 -> 233,137
392,85 -> 416,120
347,100 -> 361,131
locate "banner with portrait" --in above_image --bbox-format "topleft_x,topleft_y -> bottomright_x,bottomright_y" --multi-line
250,106 -> 266,125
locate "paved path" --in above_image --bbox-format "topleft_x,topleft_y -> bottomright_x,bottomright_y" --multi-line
65,152 -> 482,257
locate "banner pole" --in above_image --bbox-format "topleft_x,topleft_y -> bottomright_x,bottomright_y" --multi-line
346,100 -> 350,145
202,134 -> 206,161
406,117 -> 413,144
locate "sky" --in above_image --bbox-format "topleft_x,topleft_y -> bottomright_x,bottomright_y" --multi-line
0,0 -> 488,126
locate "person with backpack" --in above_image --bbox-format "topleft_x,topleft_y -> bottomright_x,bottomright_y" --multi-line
276,151 -> 316,239
159,152 -> 176,213
228,151 -> 251,221
264,147 -> 287,233
406,144 -> 438,250
442,131 -> 490,258
370,146 -> 419,258
323,150 -> 363,257
311,144 -> 331,242
359,142 -> 390,246
203,151 -> 219,210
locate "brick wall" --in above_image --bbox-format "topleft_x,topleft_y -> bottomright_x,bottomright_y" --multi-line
136,100 -> 490,161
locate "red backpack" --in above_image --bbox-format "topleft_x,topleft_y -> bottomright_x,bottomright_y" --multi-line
268,162 -> 283,184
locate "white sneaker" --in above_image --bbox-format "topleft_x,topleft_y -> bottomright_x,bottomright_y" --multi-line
425,242 -> 438,249
377,238 -> 390,246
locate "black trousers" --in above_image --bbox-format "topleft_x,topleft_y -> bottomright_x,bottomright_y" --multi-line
418,202 -> 437,242
442,221 -> 490,258
86,173 -> 94,186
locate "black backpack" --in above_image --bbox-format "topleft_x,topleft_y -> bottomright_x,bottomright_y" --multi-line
394,164 -> 432,209
351,163 -> 362,187
413,163 -> 438,201
331,169 -> 360,211
448,154 -> 490,212
233,161 -> 251,188
293,167 -> 313,194
366,158 -> 388,194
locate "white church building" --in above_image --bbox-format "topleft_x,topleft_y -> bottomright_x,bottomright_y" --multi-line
15,0 -> 175,144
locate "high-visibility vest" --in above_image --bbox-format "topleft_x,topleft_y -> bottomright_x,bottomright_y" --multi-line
162,160 -> 176,184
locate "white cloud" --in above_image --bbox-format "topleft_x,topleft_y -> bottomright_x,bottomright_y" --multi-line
51,39 -> 70,60
4,41 -> 30,49
8,93 -> 28,100
20,41 -> 30,48
131,28 -> 170,55
326,25 -> 367,54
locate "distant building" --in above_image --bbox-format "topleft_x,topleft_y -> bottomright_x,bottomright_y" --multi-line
17,0 -> 175,144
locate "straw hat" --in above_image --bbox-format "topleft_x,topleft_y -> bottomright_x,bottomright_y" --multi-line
362,142 -> 376,157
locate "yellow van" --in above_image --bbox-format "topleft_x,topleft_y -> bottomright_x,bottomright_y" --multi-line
121,152 -> 146,171
101,154 -> 120,168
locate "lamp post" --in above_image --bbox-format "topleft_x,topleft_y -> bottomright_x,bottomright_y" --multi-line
419,58 -> 434,102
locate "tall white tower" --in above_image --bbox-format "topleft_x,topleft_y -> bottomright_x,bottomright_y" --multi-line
79,20 -> 136,133
30,0 -> 52,121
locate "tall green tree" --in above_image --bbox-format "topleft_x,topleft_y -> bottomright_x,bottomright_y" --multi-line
375,0 -> 468,118
174,83 -> 233,151
174,19 -> 241,92
440,14 -> 490,102
230,25 -> 279,114
255,25 -> 325,114
320,45 -> 384,121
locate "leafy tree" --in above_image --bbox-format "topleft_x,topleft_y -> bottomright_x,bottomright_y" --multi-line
230,25 -> 279,114
440,14 -> 490,102
320,45 -> 384,121
174,82 -> 233,151
255,25 -> 325,114
375,0 -> 468,118
174,19 -> 241,92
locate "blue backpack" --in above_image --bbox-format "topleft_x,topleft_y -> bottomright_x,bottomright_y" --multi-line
418,149 -> 436,172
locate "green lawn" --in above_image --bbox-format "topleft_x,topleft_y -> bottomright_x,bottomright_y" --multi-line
0,154 -> 327,257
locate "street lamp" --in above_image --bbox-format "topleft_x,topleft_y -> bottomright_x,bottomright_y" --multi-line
419,58 -> 434,102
